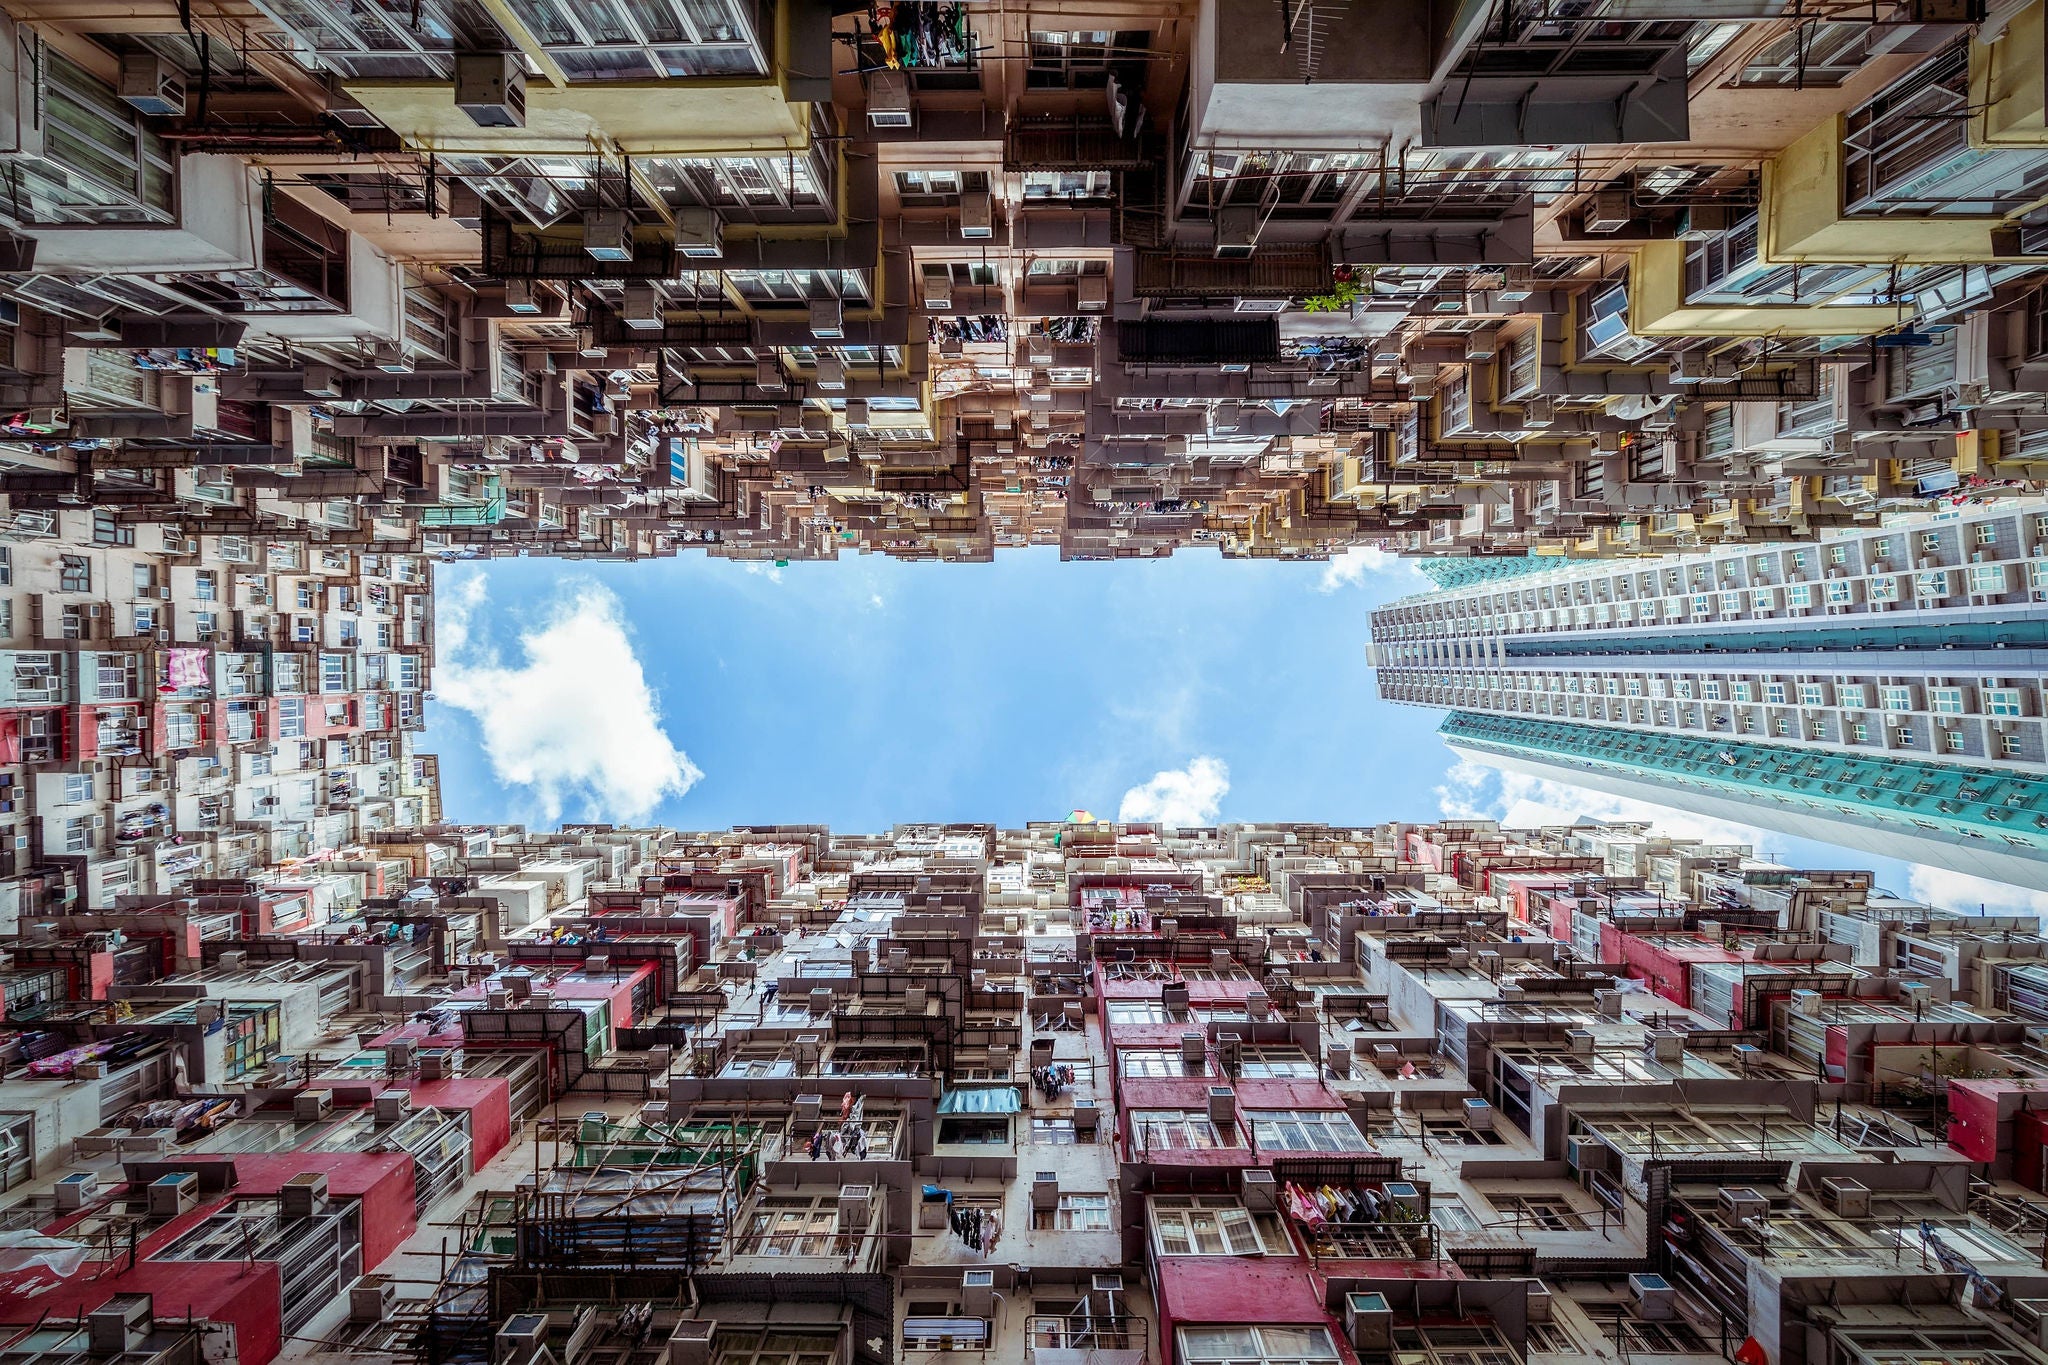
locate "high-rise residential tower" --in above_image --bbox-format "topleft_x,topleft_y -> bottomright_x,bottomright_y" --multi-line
1369,505 -> 2048,888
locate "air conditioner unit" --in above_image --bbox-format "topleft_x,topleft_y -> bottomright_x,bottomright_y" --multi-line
1207,1085 -> 1236,1124
118,54 -> 187,116
1234,298 -> 1288,314
1720,1186 -> 1767,1224
620,283 -> 663,329
755,355 -> 787,392
1462,1097 -> 1494,1131
1585,190 -> 1633,233
1565,1135 -> 1611,1172
674,207 -> 724,259
374,1090 -> 413,1123
454,52 -> 527,129
147,1171 -> 199,1218
495,1314 -> 550,1365
839,1183 -> 873,1227
868,69 -> 913,127
961,1269 -> 996,1317
1076,275 -> 1109,312
582,209 -> 635,263
1242,1168 -> 1279,1209
54,1171 -> 98,1211
351,1275 -> 398,1325
1629,1273 -> 1675,1320
1566,1028 -> 1595,1055
815,355 -> 847,390
282,1170 -> 331,1217
1343,1294 -> 1393,1352
960,192 -> 994,239
923,275 -> 954,311
668,1320 -> 717,1365
1215,207 -> 1260,259
1674,204 -> 1733,241
810,298 -> 845,340
1031,1170 -> 1060,1209
1821,1176 -> 1871,1218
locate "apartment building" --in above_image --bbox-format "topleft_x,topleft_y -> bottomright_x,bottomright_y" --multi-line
1369,503 -> 2048,888
0,0 -> 2043,561
7,814 -> 2048,1365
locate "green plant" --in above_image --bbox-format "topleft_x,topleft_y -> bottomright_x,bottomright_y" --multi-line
1300,267 -> 1364,313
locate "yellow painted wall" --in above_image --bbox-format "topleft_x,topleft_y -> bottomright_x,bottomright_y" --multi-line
1626,239 -> 1914,338
1760,116 -> 2023,265
1973,0 -> 2045,148
343,81 -> 809,156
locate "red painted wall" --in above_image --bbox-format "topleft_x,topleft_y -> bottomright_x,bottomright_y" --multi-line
229,1151 -> 417,1269
23,1261 -> 284,1365
410,1076 -> 513,1168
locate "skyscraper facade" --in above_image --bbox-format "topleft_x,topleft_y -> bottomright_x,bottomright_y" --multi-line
1370,504 -> 2048,887
0,0 -> 2044,563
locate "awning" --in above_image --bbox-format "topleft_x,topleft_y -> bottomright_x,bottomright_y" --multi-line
937,1087 -> 1021,1115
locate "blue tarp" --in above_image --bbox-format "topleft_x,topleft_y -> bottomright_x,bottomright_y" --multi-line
936,1086 -> 1022,1114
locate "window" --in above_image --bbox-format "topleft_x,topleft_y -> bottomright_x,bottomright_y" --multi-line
1730,22 -> 1868,87
1930,687 -> 1966,714
1799,683 -> 1826,706
1882,686 -> 1913,711
1487,1193 -> 1589,1231
1851,723 -> 1870,743
2002,734 -> 2024,758
1106,1001 -> 1176,1025
1023,170 -> 1113,199
1987,689 -> 2025,717
1898,726 -> 1918,746
63,816 -> 93,854
93,510 -> 134,546
895,169 -> 986,199
1179,1325 -> 1338,1365
738,1195 -> 843,1255
59,556 -> 91,593
0,548 -> 10,585
936,1114 -> 1009,1145
1152,1197 -> 1289,1255
1030,1116 -> 1078,1144
1236,1047 -> 1318,1079
1130,1109 -> 1227,1150
194,571 -> 217,601
1033,1193 -> 1110,1231
1429,1202 -> 1481,1233
1121,1047 -> 1204,1077
1947,729 -> 1968,752
1027,29 -> 1148,89
715,1329 -> 837,1365
1526,1320 -> 1583,1355
1765,682 -> 1788,704
903,1310 -> 989,1351
1249,1109 -> 1366,1153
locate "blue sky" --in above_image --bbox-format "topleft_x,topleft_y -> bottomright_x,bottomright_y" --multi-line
423,548 -> 2048,918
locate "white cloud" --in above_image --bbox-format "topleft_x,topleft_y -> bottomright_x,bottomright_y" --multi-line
1904,864 -> 2048,918
867,592 -> 886,610
1435,758 -> 1770,848
435,575 -> 702,823
739,562 -> 784,584
1318,546 -> 1424,594
1119,756 -> 1230,827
